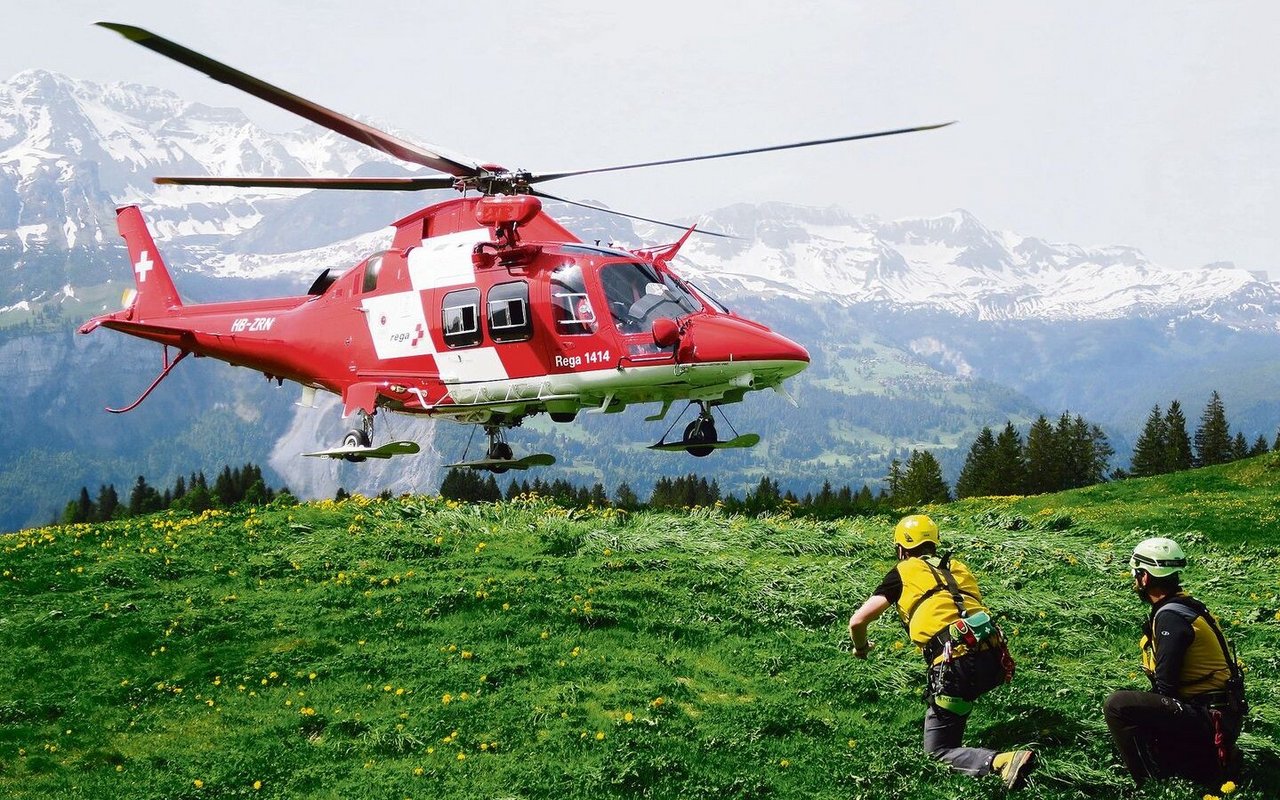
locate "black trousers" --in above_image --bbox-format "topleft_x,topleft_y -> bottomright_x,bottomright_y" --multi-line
1103,689 -> 1238,787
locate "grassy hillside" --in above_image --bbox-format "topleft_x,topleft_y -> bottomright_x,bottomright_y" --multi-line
2,456 -> 1279,799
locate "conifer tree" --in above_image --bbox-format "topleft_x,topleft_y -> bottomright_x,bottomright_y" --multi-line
614,482 -> 639,509
990,422 -> 1027,494
63,487 -> 95,524
1024,415 -> 1057,494
898,449 -> 950,505
1059,414 -> 1099,489
886,459 -> 904,501
1087,423 -> 1115,484
95,484 -> 120,522
1163,401 -> 1194,473
1130,404 -> 1168,477
955,426 -> 996,499
1274,430 -> 1280,452
128,475 -> 163,516
1231,432 -> 1249,461
1249,435 -> 1270,457
1194,391 -> 1233,467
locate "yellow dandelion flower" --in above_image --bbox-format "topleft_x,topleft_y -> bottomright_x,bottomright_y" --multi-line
396,687 -> 405,696
456,752 -> 466,761
595,731 -> 605,741
623,711 -> 634,723
193,779 -> 204,788
651,696 -> 665,707
480,742 -> 489,751
1221,782 -> 1238,795
779,759 -> 790,768
541,631 -> 549,639
848,739 -> 857,748
414,767 -> 424,776
384,684 -> 393,692
253,781 -> 262,790
461,651 -> 473,660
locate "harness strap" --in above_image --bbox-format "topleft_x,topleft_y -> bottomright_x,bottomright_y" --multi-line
1155,598 -> 1245,697
903,553 -> 979,628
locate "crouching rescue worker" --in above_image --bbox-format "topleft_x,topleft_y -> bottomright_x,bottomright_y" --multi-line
848,514 -> 1034,790
1104,537 -> 1247,788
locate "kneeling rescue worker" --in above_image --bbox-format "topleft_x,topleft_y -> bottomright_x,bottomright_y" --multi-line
1104,537 -> 1247,788
848,514 -> 1034,789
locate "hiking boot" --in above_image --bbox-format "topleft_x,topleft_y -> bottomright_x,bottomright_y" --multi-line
997,749 -> 1035,790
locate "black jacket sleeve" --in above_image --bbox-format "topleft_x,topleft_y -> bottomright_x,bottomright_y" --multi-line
1151,608 -> 1195,696
872,566 -> 903,605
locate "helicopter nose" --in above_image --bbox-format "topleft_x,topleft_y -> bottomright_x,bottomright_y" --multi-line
676,314 -> 809,377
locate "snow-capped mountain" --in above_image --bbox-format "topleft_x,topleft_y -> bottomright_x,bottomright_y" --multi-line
0,68 -> 410,292
666,204 -> 1280,331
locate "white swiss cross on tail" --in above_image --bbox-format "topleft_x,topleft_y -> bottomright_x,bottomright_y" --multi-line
134,250 -> 154,283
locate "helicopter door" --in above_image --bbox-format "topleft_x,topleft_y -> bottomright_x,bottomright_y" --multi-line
546,261 -> 616,374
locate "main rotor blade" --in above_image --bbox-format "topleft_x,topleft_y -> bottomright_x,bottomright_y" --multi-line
531,122 -> 956,184
153,175 -> 459,191
97,22 -> 482,179
531,189 -> 739,240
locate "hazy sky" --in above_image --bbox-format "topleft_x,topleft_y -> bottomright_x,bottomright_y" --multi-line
4,1 -> 1277,277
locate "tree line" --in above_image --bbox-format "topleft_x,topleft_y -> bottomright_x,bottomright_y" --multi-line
437,469 -> 895,518
1129,390 -> 1276,478
57,391 -> 1276,523
59,463 -> 292,524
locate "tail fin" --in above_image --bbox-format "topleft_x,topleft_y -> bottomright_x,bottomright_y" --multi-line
117,205 -> 182,317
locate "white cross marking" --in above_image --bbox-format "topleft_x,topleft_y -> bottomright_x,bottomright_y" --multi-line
135,250 -> 154,283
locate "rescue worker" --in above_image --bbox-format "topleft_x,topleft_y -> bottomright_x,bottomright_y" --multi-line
848,514 -> 1035,789
1104,537 -> 1246,787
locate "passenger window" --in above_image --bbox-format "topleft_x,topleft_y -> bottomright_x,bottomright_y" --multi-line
442,288 -> 481,348
488,281 -> 531,343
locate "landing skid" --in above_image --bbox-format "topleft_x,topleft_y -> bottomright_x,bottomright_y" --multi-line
303,441 -> 421,460
648,433 -> 760,452
446,453 -> 556,471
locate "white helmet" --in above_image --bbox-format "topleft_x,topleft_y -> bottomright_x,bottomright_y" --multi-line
1129,537 -> 1186,578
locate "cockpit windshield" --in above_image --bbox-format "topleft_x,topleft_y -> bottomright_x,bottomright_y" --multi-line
600,261 -> 702,334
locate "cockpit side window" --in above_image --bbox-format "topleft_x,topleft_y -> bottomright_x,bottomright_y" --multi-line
550,263 -> 598,336
601,262 -> 701,334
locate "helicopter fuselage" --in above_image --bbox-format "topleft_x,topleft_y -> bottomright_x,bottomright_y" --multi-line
82,197 -> 809,438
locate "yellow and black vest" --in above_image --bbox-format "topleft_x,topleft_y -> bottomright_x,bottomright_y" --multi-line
1140,593 -> 1232,698
894,555 -> 989,648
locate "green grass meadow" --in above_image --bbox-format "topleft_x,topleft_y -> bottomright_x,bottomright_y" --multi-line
2,454 -> 1279,799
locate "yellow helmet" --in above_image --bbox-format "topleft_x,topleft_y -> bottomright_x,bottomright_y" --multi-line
894,514 -> 940,550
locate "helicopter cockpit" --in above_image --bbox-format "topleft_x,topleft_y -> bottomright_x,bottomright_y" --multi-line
600,261 -> 703,334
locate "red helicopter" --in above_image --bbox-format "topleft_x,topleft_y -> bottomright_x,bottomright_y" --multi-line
79,22 -> 951,472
